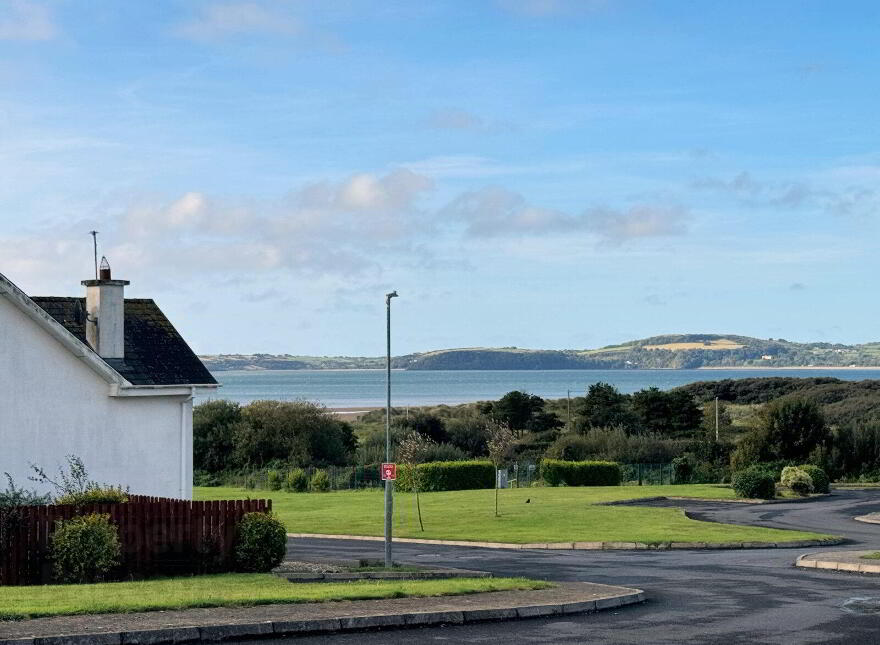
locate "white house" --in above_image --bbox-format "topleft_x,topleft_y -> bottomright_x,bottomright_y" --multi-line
0,262 -> 217,499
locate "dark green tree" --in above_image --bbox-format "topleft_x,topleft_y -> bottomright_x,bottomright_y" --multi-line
193,400 -> 243,473
631,388 -> 702,436
392,411 -> 449,444
731,398 -> 829,468
236,400 -> 356,468
576,382 -> 635,430
488,391 -> 561,437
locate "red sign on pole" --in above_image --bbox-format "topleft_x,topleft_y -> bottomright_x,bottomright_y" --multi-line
381,463 -> 397,481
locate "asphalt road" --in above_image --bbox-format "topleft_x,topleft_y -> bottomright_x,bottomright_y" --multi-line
245,489 -> 880,644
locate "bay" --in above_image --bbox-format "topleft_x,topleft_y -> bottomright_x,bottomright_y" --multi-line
198,368 -> 880,409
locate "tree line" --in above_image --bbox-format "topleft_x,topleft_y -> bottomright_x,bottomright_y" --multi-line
193,377 -> 880,484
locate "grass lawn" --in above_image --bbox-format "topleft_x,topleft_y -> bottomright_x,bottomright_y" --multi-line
0,574 -> 549,620
196,485 -> 832,545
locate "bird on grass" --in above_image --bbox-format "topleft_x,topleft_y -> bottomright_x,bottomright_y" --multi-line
525,498 -> 530,504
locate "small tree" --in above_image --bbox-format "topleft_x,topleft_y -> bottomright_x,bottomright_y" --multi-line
1,473 -> 49,555
29,455 -> 126,505
398,431 -> 435,531
487,422 -> 515,517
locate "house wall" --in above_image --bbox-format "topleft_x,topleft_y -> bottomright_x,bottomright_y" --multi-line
0,296 -> 193,499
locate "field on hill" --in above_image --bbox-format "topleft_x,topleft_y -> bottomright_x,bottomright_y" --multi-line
643,339 -> 745,351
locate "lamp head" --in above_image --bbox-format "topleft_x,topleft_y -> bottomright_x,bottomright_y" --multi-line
385,290 -> 398,304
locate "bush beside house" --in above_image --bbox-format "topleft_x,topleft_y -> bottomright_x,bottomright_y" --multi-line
233,512 -> 287,572
50,513 -> 121,584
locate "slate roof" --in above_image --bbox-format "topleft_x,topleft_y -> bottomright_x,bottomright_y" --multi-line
30,297 -> 217,387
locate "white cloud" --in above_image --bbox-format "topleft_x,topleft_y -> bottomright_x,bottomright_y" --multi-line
443,186 -> 689,242
586,205 -> 690,241
425,109 -> 486,131
693,169 -> 880,218
0,170 -> 690,297
496,0 -> 608,17
0,0 -> 56,41
175,2 -> 300,41
442,187 -> 573,236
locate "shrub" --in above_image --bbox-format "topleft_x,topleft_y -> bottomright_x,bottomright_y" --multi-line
731,466 -> 776,499
672,455 -> 693,484
397,461 -> 495,492
56,487 -> 129,506
267,469 -> 283,491
1,474 -> 49,553
780,466 -> 814,496
233,512 -> 287,572
540,459 -> 622,487
544,434 -> 592,461
799,464 -> 830,494
546,427 -> 689,463
309,469 -> 331,492
50,513 -> 121,583
420,442 -> 469,462
194,471 -> 222,487
285,468 -> 309,492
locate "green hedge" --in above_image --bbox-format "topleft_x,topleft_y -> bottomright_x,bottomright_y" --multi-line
396,460 -> 495,492
541,459 -> 622,487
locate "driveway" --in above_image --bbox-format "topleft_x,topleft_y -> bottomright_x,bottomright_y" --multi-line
253,489 -> 880,644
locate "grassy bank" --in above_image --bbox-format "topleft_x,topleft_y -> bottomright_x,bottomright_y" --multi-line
0,574 -> 548,620
196,485 -> 831,544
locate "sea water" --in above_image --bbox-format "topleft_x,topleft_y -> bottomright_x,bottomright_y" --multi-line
197,368 -> 880,408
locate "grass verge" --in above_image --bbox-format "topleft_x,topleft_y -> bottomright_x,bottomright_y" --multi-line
861,552 -> 880,560
196,485 -> 832,545
0,574 -> 549,620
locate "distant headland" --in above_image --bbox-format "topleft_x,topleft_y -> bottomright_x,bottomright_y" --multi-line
199,334 -> 880,371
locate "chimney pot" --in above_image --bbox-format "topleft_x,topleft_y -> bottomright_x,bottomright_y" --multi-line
81,258 -> 129,359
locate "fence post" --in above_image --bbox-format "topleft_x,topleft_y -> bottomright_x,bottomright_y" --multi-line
638,463 -> 642,486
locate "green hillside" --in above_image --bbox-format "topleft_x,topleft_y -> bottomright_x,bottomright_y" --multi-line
200,334 -> 880,371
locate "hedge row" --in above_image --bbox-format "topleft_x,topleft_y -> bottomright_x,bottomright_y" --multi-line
396,460 -> 495,492
541,459 -> 622,487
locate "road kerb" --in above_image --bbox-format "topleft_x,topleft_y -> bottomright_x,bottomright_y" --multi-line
288,533 -> 842,550
0,584 -> 645,645
796,551 -> 880,575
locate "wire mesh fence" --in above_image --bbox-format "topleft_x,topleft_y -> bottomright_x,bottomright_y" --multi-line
211,461 -> 682,492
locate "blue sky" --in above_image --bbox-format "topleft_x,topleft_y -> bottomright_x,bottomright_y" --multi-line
1,0 -> 878,355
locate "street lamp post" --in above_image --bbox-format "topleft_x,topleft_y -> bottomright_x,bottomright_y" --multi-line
384,290 -> 398,568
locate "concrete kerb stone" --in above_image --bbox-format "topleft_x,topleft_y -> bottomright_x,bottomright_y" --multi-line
796,551 -> 880,575
271,618 -> 342,635
338,614 -> 408,630
121,627 -> 200,644
34,636 -> 121,645
404,611 -> 466,626
854,514 -> 880,524
198,622 -> 273,642
515,604 -> 564,618
288,533 -> 843,551
462,607 -> 520,622
596,494 -> 832,506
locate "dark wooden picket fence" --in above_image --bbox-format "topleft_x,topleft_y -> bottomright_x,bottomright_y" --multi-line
0,495 -> 271,586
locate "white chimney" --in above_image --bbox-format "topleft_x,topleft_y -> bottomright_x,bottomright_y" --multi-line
81,257 -> 129,359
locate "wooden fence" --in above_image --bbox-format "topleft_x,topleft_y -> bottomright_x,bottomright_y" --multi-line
0,495 -> 271,586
